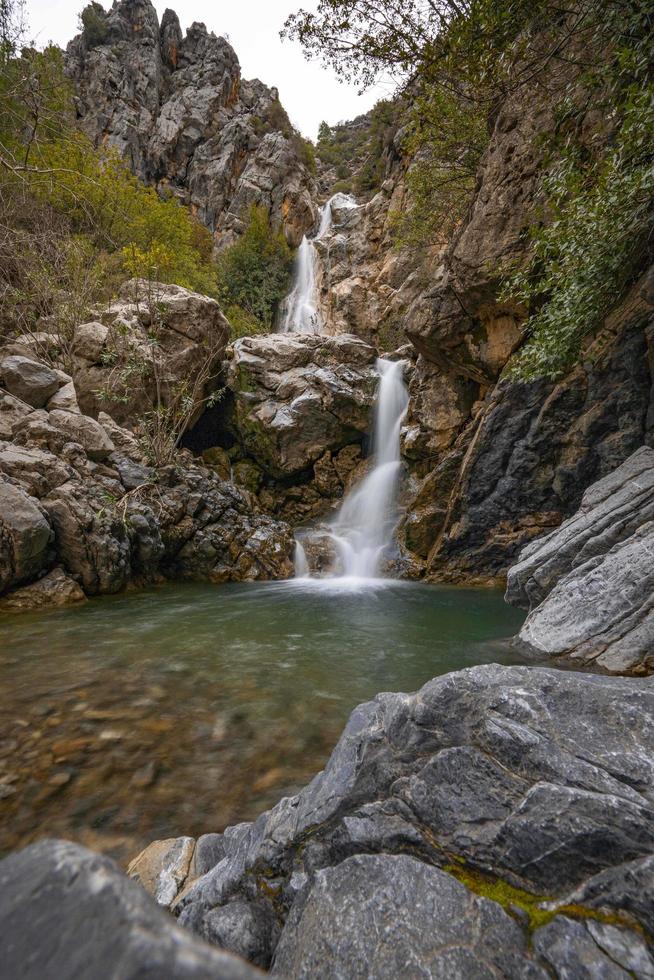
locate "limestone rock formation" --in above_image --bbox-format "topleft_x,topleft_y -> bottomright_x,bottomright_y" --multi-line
401,252 -> 654,584
65,0 -> 316,247
271,854 -> 552,980
0,839 -> 261,980
70,279 -> 230,426
140,664 -> 654,975
506,446 -> 654,673
0,349 -> 293,602
226,333 -> 378,479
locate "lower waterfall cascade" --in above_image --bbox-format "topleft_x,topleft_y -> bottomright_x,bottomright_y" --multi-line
295,356 -> 409,582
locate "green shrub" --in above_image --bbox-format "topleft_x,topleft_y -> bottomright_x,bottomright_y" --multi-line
216,205 -> 293,332
79,2 -> 109,47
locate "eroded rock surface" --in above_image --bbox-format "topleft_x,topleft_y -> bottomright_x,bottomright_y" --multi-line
0,839 -> 261,980
65,0 -> 316,247
507,447 -> 654,673
170,665 -> 654,974
226,333 -> 378,478
0,348 -> 293,602
71,278 -> 230,426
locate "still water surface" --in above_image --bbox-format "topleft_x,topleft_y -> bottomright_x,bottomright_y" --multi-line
0,580 -> 526,862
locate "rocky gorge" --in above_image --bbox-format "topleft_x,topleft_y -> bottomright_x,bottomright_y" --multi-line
1,0 -> 654,976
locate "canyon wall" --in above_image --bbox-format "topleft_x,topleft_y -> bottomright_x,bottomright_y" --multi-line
66,0 -> 317,247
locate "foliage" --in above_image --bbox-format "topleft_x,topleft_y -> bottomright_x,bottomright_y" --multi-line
503,4 -> 654,378
316,99 -> 398,197
252,96 -> 317,175
0,42 -> 217,345
287,0 -> 654,377
79,2 -> 109,48
216,205 -> 293,335
97,279 -> 225,467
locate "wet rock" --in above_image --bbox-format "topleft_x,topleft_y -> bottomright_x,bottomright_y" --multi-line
0,566 -> 85,611
175,665 -> 654,969
227,333 -> 377,478
507,447 -> 654,673
128,836 -> 196,906
271,855 -> 548,979
202,447 -> 231,481
0,839 -> 262,979
0,355 -> 60,408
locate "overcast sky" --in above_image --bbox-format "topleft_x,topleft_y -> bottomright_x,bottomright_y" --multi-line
25,0 -> 391,138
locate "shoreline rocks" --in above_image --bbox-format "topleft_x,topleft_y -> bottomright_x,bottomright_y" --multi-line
506,446 -> 654,674
3,664 -> 653,978
0,346 -> 294,607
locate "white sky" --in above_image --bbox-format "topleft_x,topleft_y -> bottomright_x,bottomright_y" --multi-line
25,0 -> 391,139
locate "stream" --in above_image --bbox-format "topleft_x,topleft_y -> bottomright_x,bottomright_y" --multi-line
0,579 -> 526,864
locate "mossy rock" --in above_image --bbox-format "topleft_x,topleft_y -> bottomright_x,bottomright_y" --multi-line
201,447 -> 231,482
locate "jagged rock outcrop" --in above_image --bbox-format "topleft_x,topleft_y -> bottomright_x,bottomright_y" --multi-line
506,446 -> 654,674
65,0 -> 316,247
123,664 -> 654,977
69,278 -> 230,425
303,176 -> 433,355
0,348 -> 293,602
221,334 -> 378,516
180,331 -> 380,526
0,839 -> 261,979
413,270 -> 654,581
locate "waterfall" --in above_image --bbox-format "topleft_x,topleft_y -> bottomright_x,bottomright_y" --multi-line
296,357 -> 409,582
281,193 -> 356,334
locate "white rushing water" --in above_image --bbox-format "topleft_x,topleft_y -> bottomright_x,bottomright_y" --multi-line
296,357 -> 409,583
281,193 -> 356,334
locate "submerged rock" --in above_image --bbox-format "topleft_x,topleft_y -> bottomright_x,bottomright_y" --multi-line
0,566 -> 85,611
507,446 -> 654,673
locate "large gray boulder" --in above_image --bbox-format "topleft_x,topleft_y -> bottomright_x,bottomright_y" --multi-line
227,333 -> 378,477
173,665 -> 654,973
271,854 -> 549,979
0,354 -> 60,408
0,839 -> 261,979
0,480 -> 53,592
506,446 -> 654,672
71,279 -> 230,425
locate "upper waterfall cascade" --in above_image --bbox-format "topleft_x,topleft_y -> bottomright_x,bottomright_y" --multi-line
281,193 -> 357,334
295,357 -> 409,583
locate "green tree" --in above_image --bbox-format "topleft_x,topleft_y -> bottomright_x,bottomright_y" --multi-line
79,2 -> 109,47
216,205 -> 293,335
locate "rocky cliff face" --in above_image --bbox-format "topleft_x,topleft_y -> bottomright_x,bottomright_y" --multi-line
0,317 -> 293,606
66,0 -> 317,247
